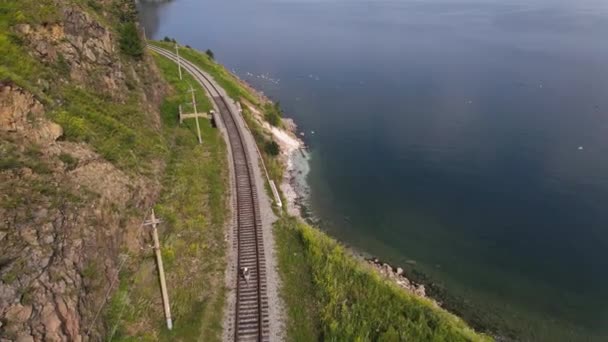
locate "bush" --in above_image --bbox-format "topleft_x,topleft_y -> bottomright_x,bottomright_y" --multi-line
264,140 -> 280,156
205,49 -> 214,60
264,102 -> 282,127
59,152 -> 78,170
119,22 -> 143,58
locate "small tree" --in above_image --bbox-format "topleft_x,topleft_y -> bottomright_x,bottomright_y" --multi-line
205,49 -> 214,60
264,140 -> 280,156
119,22 -> 143,58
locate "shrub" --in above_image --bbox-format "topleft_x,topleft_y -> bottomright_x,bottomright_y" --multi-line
264,102 -> 282,127
56,53 -> 70,75
205,49 -> 214,60
264,140 -> 280,156
59,152 -> 78,170
119,22 -> 143,58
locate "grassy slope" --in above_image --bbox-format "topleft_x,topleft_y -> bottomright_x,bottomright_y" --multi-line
161,44 -> 491,341
0,1 -> 228,340
150,41 -> 285,182
150,40 -> 259,105
105,52 -> 228,341
1,2 -> 227,340
0,0 -> 167,173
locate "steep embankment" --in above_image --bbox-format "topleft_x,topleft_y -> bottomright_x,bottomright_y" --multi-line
0,1 -> 169,340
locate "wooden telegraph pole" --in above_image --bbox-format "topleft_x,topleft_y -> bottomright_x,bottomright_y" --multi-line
143,209 -> 173,330
179,84 -> 211,144
175,43 -> 182,80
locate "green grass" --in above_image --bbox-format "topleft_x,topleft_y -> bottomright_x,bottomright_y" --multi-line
149,41 -> 259,105
1,0 -> 169,174
149,42 -> 286,197
153,45 -> 490,341
275,216 -> 492,342
275,217 -> 321,340
105,50 -> 229,342
240,106 -> 284,182
51,87 -> 167,172
0,1 -> 55,93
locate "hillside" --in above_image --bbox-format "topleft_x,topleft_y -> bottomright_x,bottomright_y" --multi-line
1,0 -> 171,339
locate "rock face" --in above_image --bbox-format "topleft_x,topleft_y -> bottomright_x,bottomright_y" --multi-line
0,83 -> 62,144
0,2 -> 166,341
16,7 -> 126,97
0,81 -> 155,342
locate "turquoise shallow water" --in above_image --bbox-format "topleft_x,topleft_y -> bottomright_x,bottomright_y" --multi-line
140,0 -> 608,339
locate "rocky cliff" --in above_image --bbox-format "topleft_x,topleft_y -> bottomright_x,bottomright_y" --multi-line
0,1 -> 167,341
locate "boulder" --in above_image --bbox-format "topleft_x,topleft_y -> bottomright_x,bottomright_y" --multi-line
5,304 -> 32,323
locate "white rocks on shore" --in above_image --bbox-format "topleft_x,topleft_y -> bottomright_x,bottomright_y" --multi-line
367,258 -> 430,300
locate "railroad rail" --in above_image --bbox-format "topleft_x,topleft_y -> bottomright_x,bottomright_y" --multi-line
148,45 -> 269,341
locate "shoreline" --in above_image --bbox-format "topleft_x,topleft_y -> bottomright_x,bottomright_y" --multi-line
229,71 -> 501,339
237,78 -> 440,300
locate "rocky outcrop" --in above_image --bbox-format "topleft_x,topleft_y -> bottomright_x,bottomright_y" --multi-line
0,83 -> 62,144
367,258 -> 430,299
15,6 -> 126,97
0,81 -> 158,341
1,1 -> 167,340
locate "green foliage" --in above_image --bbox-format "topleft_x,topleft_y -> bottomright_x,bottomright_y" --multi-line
56,53 -> 70,75
0,156 -> 21,171
264,102 -> 282,127
264,140 -> 280,156
275,217 -> 321,340
150,41 -> 259,105
240,106 -> 284,181
0,2 -> 50,91
51,87 -> 166,172
119,22 -> 143,58
109,51 -> 228,341
205,49 -> 214,60
58,152 -> 78,170
87,0 -> 102,12
276,217 -> 492,341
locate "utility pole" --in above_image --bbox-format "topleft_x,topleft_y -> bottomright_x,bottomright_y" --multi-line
143,209 -> 173,330
175,43 -> 182,80
142,27 -> 147,42
189,84 -> 202,144
179,84 -> 210,144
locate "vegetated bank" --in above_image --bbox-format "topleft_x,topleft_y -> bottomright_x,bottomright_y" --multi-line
0,0 -> 175,340
104,50 -> 229,341
0,1 -> 230,341
151,40 -> 492,341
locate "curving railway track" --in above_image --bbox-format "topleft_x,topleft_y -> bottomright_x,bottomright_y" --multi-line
148,45 -> 269,342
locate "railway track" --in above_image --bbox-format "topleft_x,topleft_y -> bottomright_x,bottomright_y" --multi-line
149,45 -> 269,342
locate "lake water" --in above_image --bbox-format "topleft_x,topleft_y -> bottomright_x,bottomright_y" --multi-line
138,0 -> 608,340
